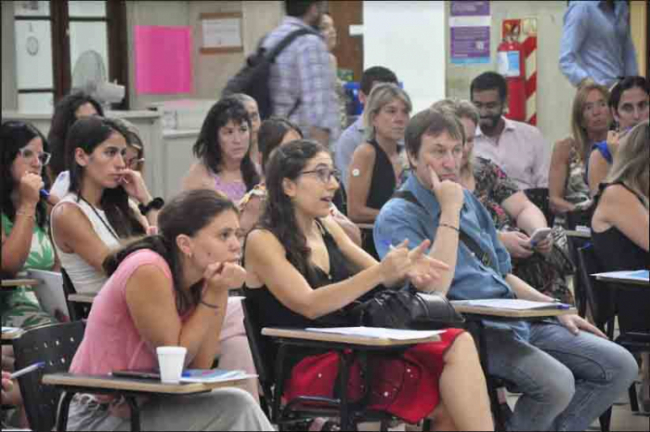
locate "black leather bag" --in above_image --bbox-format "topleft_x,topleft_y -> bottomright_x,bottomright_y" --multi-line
352,287 -> 465,330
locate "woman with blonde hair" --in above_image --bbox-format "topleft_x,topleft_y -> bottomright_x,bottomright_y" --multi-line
592,120 -> 649,411
347,83 -> 412,258
549,80 -> 611,219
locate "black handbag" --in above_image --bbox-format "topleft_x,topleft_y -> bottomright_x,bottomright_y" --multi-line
352,286 -> 465,330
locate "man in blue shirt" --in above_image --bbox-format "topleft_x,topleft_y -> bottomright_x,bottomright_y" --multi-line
559,0 -> 638,87
374,108 -> 638,431
334,67 -> 398,190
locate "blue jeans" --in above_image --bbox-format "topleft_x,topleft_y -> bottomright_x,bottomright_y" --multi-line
485,321 -> 638,431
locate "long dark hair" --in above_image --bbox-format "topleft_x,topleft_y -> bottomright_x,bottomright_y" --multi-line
103,190 -> 239,314
0,121 -> 50,229
66,116 -> 145,239
48,92 -> 105,178
193,97 -> 260,192
258,116 -> 303,174
259,139 -> 328,279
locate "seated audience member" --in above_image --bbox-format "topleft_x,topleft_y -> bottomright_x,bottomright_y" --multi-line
348,83 -> 411,258
240,117 -> 360,246
335,66 -> 399,189
592,121 -> 649,410
470,72 -> 551,190
588,76 -> 649,195
550,81 -> 611,220
183,97 -> 261,203
66,190 -> 273,432
49,92 -> 104,196
53,118 -> 146,199
51,117 -> 156,295
244,139 -> 494,431
1,121 -> 60,328
374,108 -> 638,431
230,94 -> 262,168
434,99 -> 574,304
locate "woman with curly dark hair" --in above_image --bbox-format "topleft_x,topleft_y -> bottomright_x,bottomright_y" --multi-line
48,91 -> 104,183
1,121 -> 59,328
183,96 -> 261,202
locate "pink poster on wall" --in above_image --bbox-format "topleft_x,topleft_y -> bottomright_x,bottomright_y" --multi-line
135,25 -> 193,94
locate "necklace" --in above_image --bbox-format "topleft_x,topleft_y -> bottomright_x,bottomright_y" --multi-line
79,196 -> 120,241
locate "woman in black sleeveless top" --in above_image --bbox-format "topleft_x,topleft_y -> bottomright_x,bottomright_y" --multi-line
591,121 -> 649,410
347,84 -> 411,258
244,140 -> 494,430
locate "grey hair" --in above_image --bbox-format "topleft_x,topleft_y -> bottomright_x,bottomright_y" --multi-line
431,98 -> 480,127
363,83 -> 413,142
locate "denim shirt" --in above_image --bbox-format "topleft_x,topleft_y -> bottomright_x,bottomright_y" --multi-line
374,173 -> 531,340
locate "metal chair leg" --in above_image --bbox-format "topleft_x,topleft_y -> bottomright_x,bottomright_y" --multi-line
56,391 -> 75,432
126,396 -> 141,432
598,407 -> 612,432
629,382 -> 639,413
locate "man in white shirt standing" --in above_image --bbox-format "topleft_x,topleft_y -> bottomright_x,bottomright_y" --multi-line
470,72 -> 552,191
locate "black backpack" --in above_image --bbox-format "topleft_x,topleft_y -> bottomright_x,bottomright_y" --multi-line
222,28 -> 318,120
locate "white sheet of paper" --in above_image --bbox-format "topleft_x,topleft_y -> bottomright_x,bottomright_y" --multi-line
202,18 -> 242,48
305,327 -> 444,341
592,270 -> 649,281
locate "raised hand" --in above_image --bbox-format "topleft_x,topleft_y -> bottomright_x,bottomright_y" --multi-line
119,169 -> 152,204
18,173 -> 44,208
406,239 -> 451,291
429,166 -> 464,213
380,240 -> 413,286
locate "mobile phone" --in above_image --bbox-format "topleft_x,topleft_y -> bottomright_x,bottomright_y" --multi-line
529,228 -> 552,246
111,370 -> 161,380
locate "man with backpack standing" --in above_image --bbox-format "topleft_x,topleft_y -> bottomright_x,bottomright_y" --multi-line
263,1 -> 340,147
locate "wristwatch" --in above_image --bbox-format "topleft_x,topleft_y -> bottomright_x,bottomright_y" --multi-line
139,198 -> 165,216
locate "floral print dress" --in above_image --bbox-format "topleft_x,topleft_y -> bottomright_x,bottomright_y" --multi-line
1,214 -> 58,328
472,157 -> 575,304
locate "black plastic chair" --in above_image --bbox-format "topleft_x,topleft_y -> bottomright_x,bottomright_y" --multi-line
524,188 -> 555,227
12,321 -> 86,432
241,298 -> 431,431
61,269 -> 91,321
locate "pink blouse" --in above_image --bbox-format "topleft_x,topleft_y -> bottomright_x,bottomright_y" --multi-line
70,250 -> 182,376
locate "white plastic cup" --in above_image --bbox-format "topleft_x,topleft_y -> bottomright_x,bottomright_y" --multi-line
156,346 -> 187,384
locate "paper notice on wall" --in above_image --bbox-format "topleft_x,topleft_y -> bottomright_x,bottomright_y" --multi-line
135,26 -> 193,95
450,1 -> 491,65
202,18 -> 242,49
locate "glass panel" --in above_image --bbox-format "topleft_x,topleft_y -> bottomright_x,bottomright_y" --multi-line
18,92 -> 54,114
15,20 -> 53,89
69,22 -> 109,91
68,1 -> 106,18
14,1 -> 50,17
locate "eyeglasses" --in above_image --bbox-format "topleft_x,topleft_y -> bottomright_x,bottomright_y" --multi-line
125,157 -> 145,170
18,148 -> 51,166
300,167 -> 341,184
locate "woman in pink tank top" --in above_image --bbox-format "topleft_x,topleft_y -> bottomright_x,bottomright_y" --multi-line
66,189 -> 273,432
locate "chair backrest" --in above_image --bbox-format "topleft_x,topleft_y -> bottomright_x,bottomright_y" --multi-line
576,244 -> 616,331
241,298 -> 275,415
13,321 -> 86,432
61,268 -> 90,321
524,188 -> 555,227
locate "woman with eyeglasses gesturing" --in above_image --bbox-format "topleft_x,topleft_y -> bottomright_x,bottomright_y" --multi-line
1,121 -> 60,329
51,116 -> 160,295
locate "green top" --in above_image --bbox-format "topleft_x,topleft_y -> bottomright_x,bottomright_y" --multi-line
1,213 -> 56,277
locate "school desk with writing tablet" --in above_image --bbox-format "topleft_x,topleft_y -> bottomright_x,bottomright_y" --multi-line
451,300 -> 578,319
262,327 -> 444,347
1,279 -> 41,288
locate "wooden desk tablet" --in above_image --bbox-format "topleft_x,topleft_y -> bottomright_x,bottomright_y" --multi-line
262,328 -> 442,347
451,301 -> 578,319
43,373 -> 250,394
1,279 -> 41,288
67,293 -> 97,304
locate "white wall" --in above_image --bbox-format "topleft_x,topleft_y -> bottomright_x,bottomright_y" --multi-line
363,1 -> 446,113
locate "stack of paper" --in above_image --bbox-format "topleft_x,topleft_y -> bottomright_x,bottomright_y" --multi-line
453,299 -> 571,310
180,369 -> 257,383
304,327 -> 444,341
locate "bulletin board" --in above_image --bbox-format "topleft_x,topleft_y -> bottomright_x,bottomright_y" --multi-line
199,12 -> 244,55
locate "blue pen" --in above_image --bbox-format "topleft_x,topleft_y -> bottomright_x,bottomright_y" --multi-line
10,362 -> 45,379
40,189 -> 50,199
556,304 -> 570,310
